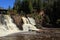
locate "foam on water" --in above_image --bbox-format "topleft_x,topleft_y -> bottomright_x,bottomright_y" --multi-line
22,17 -> 39,31
0,15 -> 39,37
0,15 -> 20,37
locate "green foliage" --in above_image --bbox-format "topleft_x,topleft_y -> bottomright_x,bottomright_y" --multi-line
13,0 -> 21,13
56,19 -> 60,24
12,0 -> 60,25
28,0 -> 33,13
13,0 -> 41,14
7,11 -> 10,15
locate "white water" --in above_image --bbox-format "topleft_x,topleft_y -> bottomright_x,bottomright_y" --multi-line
4,15 -> 20,31
0,15 -> 21,37
22,17 -> 39,31
0,15 -> 39,37
22,17 -> 30,24
28,17 -> 36,25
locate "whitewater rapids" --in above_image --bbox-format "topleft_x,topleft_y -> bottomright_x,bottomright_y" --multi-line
0,15 -> 39,37
0,15 -> 21,37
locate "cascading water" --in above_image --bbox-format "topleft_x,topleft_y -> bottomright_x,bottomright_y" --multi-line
0,15 -> 20,37
4,15 -> 20,31
22,16 -> 39,31
28,17 -> 36,25
0,15 -> 39,37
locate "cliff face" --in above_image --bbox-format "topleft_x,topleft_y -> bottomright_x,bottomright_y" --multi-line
11,15 -> 23,30
11,14 -> 43,30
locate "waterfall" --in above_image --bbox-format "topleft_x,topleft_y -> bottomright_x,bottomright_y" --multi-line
22,17 -> 30,24
28,17 -> 36,25
0,15 -> 39,37
0,15 -> 20,37
4,15 -> 20,31
22,17 -> 39,31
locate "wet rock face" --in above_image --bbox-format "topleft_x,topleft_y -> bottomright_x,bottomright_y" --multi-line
11,15 -> 42,30
11,15 -> 23,30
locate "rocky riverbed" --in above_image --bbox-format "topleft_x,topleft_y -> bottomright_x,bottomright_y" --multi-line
0,28 -> 60,40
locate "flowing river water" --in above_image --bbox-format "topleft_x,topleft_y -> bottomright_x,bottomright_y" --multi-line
0,15 -> 39,37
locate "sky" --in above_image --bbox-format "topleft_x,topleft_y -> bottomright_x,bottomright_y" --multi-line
0,0 -> 15,9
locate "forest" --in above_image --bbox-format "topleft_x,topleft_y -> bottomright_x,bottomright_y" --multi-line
0,0 -> 60,28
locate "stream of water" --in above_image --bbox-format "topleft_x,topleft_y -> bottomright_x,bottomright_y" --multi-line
0,15 -> 39,37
